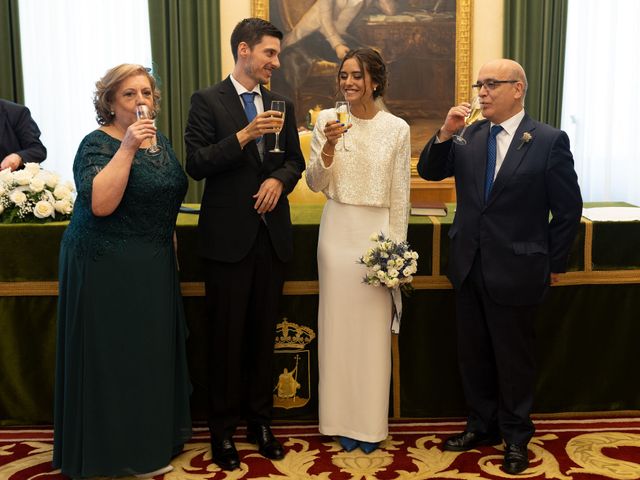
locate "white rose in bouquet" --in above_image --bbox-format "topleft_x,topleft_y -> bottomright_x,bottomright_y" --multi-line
34,200 -> 55,219
53,184 -> 72,200
30,177 -> 46,193
54,198 -> 73,215
10,190 -> 27,205
43,172 -> 60,189
13,169 -> 32,186
0,168 -> 12,183
24,162 -> 41,176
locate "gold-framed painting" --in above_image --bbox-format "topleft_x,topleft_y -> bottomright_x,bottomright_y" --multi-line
252,0 -> 473,157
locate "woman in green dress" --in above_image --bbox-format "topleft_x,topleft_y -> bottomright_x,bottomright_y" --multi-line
53,64 -> 192,478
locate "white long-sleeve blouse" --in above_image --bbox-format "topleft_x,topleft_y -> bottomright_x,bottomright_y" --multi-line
305,108 -> 411,241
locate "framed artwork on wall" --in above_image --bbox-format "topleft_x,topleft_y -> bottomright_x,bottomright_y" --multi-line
252,0 -> 473,157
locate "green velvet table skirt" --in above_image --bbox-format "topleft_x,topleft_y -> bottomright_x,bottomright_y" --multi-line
1,203 -> 640,425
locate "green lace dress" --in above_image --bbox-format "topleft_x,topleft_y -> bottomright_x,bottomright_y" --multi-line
53,130 -> 192,478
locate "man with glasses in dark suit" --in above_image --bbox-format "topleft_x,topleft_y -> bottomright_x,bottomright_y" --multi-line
418,58 -> 582,475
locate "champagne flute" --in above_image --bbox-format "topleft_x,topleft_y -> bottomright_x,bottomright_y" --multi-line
335,101 -> 351,151
135,104 -> 161,156
452,96 -> 482,145
269,100 -> 286,153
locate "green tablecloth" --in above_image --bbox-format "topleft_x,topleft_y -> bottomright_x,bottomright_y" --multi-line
1,203 -> 639,425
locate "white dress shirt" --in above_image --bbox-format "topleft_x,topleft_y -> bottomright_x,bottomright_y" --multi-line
490,109 -> 525,180
229,74 -> 264,114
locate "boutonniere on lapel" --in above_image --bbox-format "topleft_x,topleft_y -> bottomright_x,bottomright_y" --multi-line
517,132 -> 533,150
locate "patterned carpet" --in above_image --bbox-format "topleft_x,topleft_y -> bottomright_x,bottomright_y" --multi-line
1,416 -> 640,479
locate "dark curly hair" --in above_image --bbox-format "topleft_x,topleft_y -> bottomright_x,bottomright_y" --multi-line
93,64 -> 160,126
338,48 -> 388,99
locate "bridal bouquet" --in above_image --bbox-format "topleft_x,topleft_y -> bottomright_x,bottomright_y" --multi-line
0,163 -> 75,223
358,233 -> 419,334
358,232 -> 419,294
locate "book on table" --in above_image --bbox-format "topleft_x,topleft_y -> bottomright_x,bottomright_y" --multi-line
410,201 -> 448,216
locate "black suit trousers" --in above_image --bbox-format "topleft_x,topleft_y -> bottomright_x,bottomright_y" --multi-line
455,252 -> 537,446
203,222 -> 284,441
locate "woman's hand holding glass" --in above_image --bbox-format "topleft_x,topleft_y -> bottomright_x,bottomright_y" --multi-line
121,115 -> 156,155
135,104 -> 161,155
334,101 -> 352,151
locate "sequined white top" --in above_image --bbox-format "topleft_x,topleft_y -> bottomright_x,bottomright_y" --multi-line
306,108 -> 411,241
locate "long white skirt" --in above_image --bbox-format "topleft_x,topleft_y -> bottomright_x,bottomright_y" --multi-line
317,200 -> 392,442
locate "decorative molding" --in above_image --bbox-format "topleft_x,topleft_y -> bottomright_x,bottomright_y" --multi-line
252,0 -> 268,20
456,0 -> 474,104
5,270 -> 640,297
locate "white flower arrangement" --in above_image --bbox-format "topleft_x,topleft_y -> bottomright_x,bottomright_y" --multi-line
358,232 -> 419,294
0,163 -> 75,223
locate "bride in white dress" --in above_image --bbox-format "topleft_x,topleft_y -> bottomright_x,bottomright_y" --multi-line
305,48 -> 411,453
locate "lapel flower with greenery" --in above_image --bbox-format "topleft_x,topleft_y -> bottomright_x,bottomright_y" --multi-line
0,163 -> 75,223
517,131 -> 533,150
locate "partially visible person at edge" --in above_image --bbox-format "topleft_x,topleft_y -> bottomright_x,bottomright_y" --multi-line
417,58 -> 582,475
0,98 -> 47,170
306,47 -> 411,454
184,18 -> 305,471
53,64 -> 192,479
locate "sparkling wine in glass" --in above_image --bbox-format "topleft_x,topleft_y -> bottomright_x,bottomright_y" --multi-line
269,100 -> 286,153
335,101 -> 351,151
452,96 -> 482,145
135,104 -> 161,156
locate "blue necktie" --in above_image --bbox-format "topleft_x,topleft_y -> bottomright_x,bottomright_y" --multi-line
240,92 -> 261,143
485,125 -> 503,201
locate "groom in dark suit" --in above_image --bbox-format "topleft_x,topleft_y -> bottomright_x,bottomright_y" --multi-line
185,18 -> 305,471
418,59 -> 582,475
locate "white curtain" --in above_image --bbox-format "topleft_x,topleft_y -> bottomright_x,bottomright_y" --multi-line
19,0 -> 152,183
562,0 -> 640,206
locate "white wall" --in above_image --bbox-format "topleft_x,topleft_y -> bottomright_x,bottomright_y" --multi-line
472,0 -> 504,76
220,0 -> 251,76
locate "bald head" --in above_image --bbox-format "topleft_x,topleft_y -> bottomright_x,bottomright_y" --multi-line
476,58 -> 528,124
483,59 -> 528,97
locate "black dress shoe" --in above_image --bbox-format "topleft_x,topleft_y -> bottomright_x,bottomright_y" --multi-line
247,424 -> 285,460
443,431 -> 502,451
210,437 -> 240,471
503,443 -> 529,474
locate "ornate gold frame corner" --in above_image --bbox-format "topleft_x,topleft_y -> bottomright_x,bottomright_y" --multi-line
252,0 -> 268,19
456,0 -> 473,104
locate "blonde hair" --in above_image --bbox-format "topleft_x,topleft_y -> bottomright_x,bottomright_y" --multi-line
93,64 -> 160,125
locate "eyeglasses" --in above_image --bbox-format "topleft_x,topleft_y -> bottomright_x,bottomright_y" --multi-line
472,79 -> 518,90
